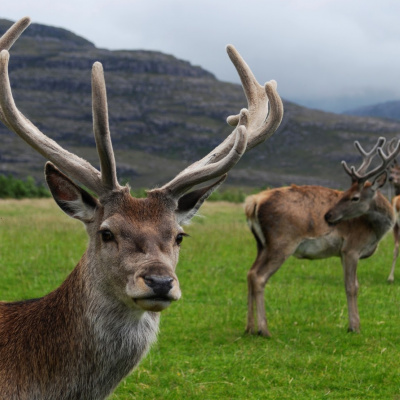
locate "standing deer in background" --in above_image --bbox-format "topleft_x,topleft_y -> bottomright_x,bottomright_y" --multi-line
386,139 -> 400,282
245,137 -> 399,337
0,18 -> 283,399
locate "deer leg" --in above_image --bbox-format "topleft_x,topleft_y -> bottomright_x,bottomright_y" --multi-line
388,223 -> 400,283
341,251 -> 360,332
247,249 -> 287,337
246,269 -> 256,334
246,249 -> 269,335
245,248 -> 270,335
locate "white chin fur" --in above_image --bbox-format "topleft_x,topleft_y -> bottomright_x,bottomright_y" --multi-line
134,298 -> 172,312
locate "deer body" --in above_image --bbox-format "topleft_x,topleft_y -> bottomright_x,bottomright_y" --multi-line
0,17 -> 283,398
247,185 -> 393,261
245,139 -> 399,337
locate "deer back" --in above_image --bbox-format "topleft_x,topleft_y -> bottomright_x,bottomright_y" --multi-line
246,185 -> 342,241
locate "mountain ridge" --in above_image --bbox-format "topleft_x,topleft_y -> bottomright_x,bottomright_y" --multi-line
344,100 -> 400,122
1,18 -> 400,191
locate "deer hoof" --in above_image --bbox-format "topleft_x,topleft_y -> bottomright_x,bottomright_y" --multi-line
347,326 -> 360,333
257,329 -> 272,338
245,326 -> 255,335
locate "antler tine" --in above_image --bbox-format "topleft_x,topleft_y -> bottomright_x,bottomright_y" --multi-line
357,141 -> 400,183
386,137 -> 400,166
159,45 -> 283,198
91,62 -> 121,192
225,45 -> 283,150
343,138 -> 400,183
354,137 -> 386,174
196,45 -> 283,166
341,160 -> 354,177
161,119 -> 248,197
387,138 -> 398,152
0,17 -> 30,51
0,17 -> 31,131
0,49 -> 103,195
342,137 -> 386,181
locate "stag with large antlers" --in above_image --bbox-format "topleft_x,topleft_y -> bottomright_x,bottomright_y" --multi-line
0,18 -> 283,399
245,137 -> 399,337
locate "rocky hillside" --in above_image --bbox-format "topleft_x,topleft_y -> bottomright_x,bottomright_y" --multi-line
1,18 -> 400,191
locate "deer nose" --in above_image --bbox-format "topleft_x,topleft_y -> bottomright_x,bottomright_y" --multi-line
143,275 -> 173,296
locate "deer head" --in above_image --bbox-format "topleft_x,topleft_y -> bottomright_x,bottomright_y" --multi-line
0,17 -> 283,313
324,137 -> 400,225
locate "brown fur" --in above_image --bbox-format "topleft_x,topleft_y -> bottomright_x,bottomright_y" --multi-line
0,184 -> 184,399
387,163 -> 400,282
245,181 -> 394,337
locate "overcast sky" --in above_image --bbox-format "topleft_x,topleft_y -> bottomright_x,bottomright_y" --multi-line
2,0 -> 400,113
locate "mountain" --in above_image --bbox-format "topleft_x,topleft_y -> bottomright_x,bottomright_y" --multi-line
344,100 -> 400,121
1,18 -> 400,191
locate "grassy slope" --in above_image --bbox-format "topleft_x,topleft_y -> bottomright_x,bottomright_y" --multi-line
0,199 -> 400,399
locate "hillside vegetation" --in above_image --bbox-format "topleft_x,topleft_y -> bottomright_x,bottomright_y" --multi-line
1,19 -> 400,191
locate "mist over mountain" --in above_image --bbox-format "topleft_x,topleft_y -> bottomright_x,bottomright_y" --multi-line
1,18 -> 400,191
344,100 -> 400,122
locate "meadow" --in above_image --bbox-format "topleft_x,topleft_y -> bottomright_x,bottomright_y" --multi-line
0,198 -> 399,399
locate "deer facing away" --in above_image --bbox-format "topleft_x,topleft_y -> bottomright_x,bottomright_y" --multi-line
0,18 -> 283,399
245,137 -> 399,337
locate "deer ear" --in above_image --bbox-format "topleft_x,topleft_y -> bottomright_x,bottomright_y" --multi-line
45,162 -> 99,223
175,175 -> 227,225
371,171 -> 388,191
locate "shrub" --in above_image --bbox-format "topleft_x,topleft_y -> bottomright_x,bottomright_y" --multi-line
0,175 -> 50,199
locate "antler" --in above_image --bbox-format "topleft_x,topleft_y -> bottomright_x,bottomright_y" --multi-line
0,18 -> 121,195
342,137 -> 400,183
386,138 -> 399,166
344,137 -> 386,176
159,44 -> 284,198
0,16 -> 30,51
91,62 -> 121,192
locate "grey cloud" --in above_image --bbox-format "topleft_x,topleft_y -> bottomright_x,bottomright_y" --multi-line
2,0 -> 400,112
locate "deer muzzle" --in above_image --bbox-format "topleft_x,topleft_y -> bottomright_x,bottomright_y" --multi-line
130,268 -> 181,312
324,211 -> 340,226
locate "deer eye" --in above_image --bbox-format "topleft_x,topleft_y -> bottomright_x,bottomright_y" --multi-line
351,195 -> 360,202
100,229 -> 114,242
175,233 -> 188,246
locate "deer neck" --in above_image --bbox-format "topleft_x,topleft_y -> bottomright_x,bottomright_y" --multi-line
364,191 -> 395,239
1,254 -> 160,400
67,253 -> 160,398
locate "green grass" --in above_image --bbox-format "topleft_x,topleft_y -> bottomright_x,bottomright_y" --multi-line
1,199 -> 400,399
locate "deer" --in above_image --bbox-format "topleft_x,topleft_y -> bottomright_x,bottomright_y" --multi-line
0,17 -> 283,399
244,136 -> 399,337
386,140 -> 400,283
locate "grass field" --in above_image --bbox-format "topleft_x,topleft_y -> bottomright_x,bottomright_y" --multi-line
1,199 -> 400,399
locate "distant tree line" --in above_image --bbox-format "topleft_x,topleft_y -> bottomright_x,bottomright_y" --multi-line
0,175 -> 50,198
0,174 -> 265,202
